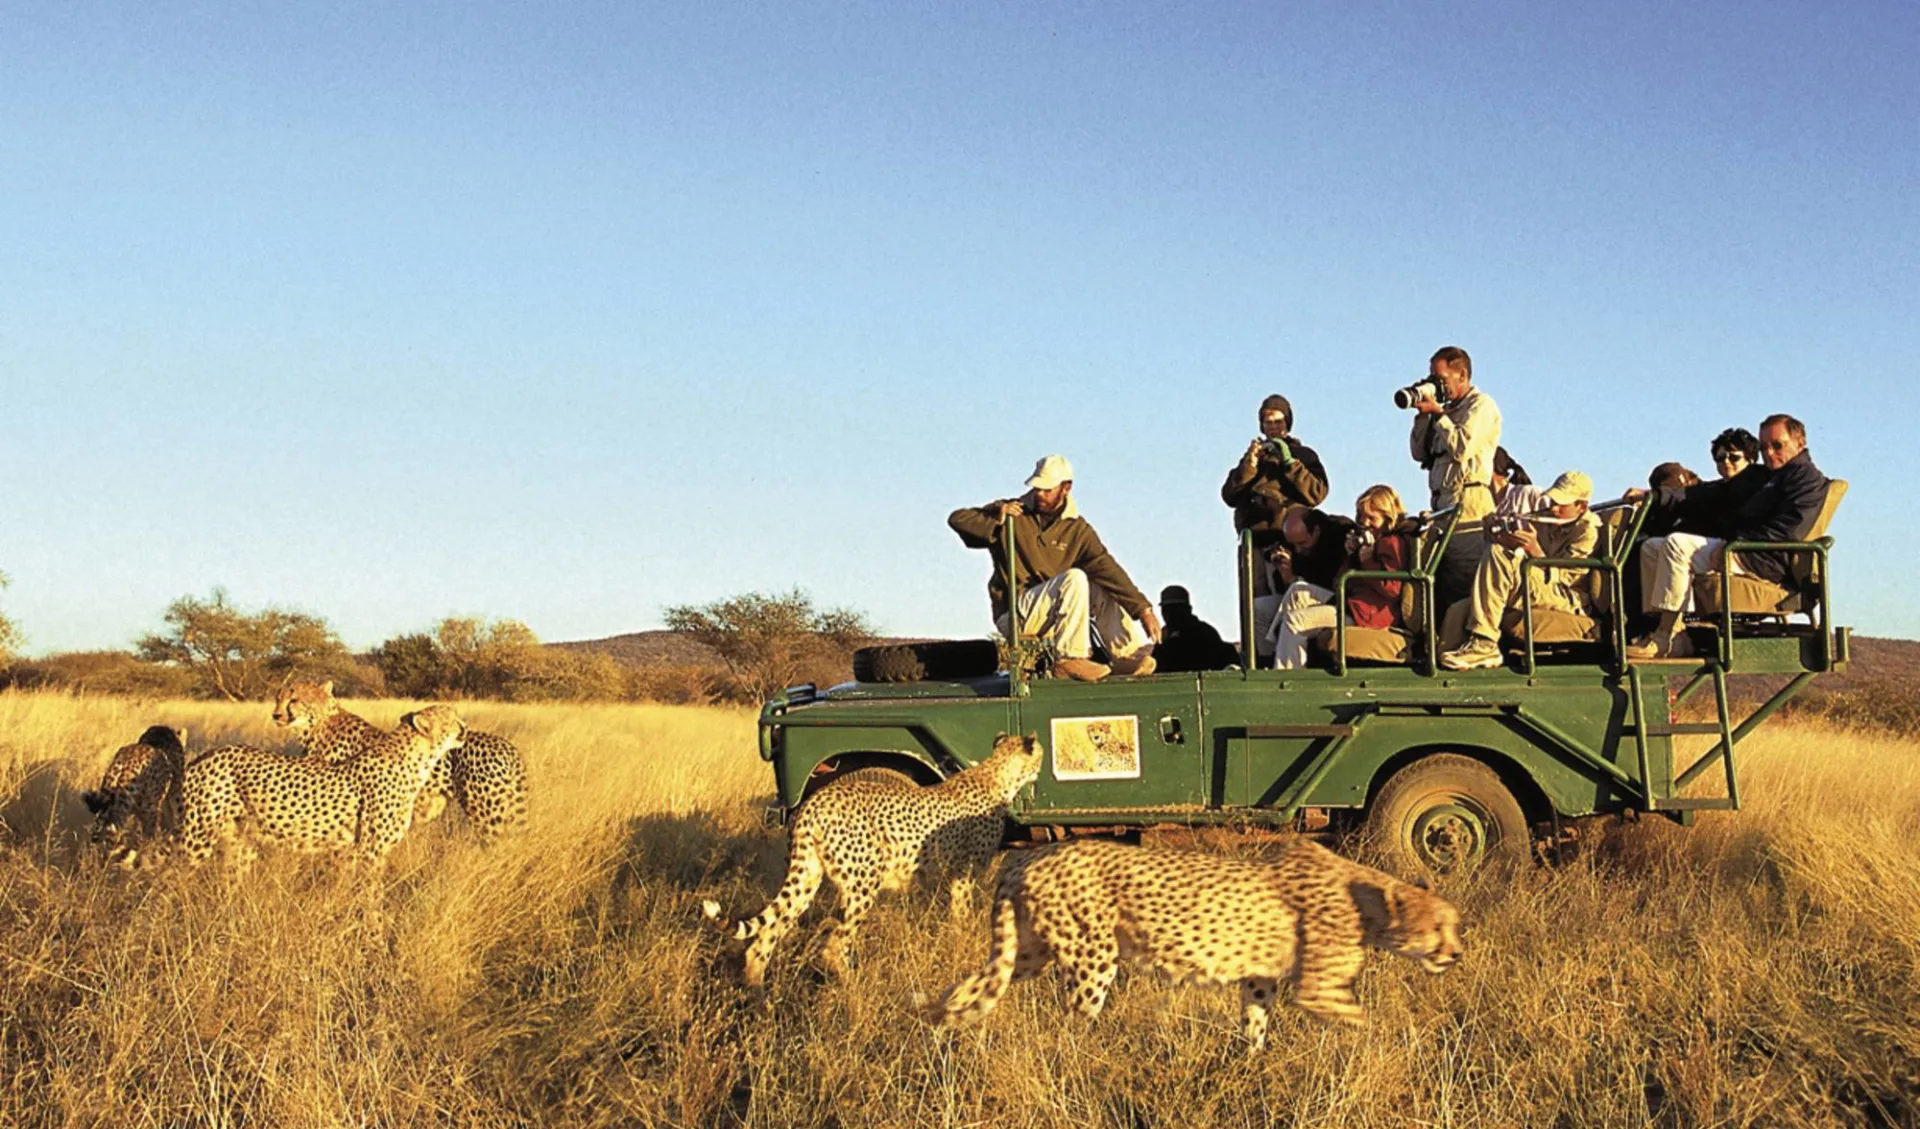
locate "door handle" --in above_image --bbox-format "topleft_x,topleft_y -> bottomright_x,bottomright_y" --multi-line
1158,714 -> 1184,744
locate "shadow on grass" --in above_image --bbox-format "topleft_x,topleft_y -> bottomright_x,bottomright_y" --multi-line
0,759 -> 93,871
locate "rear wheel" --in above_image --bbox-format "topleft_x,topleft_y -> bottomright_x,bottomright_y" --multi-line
1367,754 -> 1529,876
852,640 -> 999,683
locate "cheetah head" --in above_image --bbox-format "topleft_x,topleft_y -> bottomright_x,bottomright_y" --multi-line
985,733 -> 1045,800
1355,879 -> 1463,975
272,680 -> 337,733
136,726 -> 187,757
400,705 -> 467,754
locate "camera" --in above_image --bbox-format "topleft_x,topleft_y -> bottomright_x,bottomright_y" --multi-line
1393,379 -> 1441,410
1483,515 -> 1524,538
1258,437 -> 1289,455
1354,528 -> 1378,549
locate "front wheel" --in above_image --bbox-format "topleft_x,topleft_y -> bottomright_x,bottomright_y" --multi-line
1367,754 -> 1530,876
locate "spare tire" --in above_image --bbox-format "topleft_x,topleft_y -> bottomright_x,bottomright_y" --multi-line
853,640 -> 1000,683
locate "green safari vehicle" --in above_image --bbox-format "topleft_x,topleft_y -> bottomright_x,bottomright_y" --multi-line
758,494 -> 1849,873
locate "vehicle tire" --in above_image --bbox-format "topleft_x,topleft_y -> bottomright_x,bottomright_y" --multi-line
852,640 -> 1000,683
1367,754 -> 1530,876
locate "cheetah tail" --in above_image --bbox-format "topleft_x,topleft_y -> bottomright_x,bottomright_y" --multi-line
924,894 -> 1020,1028
703,833 -> 825,945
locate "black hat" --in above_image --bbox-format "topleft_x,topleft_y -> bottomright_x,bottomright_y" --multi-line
1159,585 -> 1191,606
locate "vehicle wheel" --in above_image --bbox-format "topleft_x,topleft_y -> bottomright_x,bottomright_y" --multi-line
852,640 -> 1000,683
1367,754 -> 1529,876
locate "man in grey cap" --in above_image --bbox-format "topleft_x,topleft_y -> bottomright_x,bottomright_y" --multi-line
949,455 -> 1161,681
1439,470 -> 1600,671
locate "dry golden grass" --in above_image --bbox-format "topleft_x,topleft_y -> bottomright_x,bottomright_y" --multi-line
3,691 -> 1917,1128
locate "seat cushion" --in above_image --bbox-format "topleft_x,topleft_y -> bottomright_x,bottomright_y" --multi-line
1693,574 -> 1800,615
1311,626 -> 1412,664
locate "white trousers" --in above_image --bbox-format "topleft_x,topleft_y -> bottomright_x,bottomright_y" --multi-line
1264,580 -> 1337,670
1639,533 -> 1747,614
995,569 -> 1153,661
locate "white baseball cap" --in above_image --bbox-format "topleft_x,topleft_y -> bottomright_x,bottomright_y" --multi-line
1544,470 -> 1594,506
1025,455 -> 1075,490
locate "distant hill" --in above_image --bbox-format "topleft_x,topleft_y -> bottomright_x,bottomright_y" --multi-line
549,630 -> 720,667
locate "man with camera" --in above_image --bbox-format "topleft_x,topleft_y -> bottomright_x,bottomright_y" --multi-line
1223,394 -> 1329,654
1622,414 -> 1830,660
1222,393 -> 1330,543
949,455 -> 1161,682
1404,346 -> 1502,521
1439,471 -> 1600,671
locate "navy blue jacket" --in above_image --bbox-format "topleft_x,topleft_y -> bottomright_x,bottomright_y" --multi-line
1654,449 -> 1830,585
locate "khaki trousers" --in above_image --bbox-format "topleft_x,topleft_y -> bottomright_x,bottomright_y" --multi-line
996,569 -> 1153,661
1462,544 -> 1590,642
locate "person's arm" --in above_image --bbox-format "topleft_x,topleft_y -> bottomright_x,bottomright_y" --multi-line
1074,526 -> 1154,622
1221,443 -> 1263,506
1429,392 -> 1500,473
948,500 -> 1016,548
1409,415 -> 1436,468
1279,443 -> 1330,507
1544,516 -> 1601,599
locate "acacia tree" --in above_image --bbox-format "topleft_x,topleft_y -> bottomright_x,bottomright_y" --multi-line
0,570 -> 20,661
136,587 -> 350,700
663,589 -> 873,703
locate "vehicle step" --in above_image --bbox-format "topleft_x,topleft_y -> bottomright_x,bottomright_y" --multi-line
1654,798 -> 1737,811
1643,723 -> 1729,736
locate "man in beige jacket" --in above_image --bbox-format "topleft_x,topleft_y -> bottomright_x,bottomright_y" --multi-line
1409,345 -> 1503,521
1440,471 -> 1599,671
949,455 -> 1161,682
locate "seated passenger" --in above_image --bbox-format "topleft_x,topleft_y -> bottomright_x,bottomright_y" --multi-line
1624,415 -> 1830,659
1650,462 -> 1701,491
1439,472 -> 1599,671
1267,487 -> 1410,670
949,455 -> 1161,682
1253,506 -> 1355,665
1153,585 -> 1237,672
1709,427 -> 1761,480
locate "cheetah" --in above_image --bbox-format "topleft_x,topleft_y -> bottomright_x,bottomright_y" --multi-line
702,733 -> 1044,988
80,725 -> 188,859
922,837 -> 1462,1049
180,704 -> 467,873
272,679 -> 527,840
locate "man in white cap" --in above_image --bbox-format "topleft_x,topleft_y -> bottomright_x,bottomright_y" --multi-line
1439,470 -> 1600,671
948,455 -> 1161,681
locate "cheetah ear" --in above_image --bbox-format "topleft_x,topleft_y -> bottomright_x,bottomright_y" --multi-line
175,727 -> 188,748
1412,877 -> 1431,892
320,679 -> 335,696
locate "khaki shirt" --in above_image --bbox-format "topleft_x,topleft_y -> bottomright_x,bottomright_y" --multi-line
1409,386 -> 1502,510
1529,511 -> 1601,609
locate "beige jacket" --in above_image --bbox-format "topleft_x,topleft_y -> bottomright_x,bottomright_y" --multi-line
1409,386 -> 1502,509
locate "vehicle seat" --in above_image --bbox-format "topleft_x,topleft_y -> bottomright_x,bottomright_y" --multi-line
1691,479 -> 1847,619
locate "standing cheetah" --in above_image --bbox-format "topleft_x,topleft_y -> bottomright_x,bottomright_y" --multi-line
703,733 -> 1044,987
180,705 -> 467,873
922,838 -> 1462,1049
272,679 -> 527,840
81,725 -> 188,859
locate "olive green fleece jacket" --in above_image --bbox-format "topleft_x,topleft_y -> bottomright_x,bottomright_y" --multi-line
948,499 -> 1153,621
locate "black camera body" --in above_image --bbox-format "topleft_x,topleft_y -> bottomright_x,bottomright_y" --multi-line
1393,379 -> 1442,410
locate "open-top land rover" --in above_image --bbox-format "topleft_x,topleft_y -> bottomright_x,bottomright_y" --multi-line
758,488 -> 1848,873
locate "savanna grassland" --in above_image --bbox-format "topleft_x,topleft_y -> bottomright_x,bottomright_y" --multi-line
3,692 -> 1917,1128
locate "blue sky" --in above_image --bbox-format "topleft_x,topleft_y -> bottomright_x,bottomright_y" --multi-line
2,0 -> 1912,653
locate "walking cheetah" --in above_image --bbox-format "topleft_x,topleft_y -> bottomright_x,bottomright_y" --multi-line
81,725 -> 188,859
180,705 -> 466,873
922,838 -> 1462,1049
272,679 -> 527,840
702,733 -> 1044,988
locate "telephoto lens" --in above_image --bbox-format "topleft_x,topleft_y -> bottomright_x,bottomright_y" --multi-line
1394,379 -> 1440,409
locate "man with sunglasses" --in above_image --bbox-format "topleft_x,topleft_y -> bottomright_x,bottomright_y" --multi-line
1624,414 -> 1830,659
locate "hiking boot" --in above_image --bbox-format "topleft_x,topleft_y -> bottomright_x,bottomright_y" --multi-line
1625,634 -> 1662,660
1440,637 -> 1504,671
1052,657 -> 1111,682
1110,653 -> 1156,677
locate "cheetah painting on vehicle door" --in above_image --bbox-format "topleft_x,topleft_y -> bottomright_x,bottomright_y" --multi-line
1049,715 -> 1141,781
